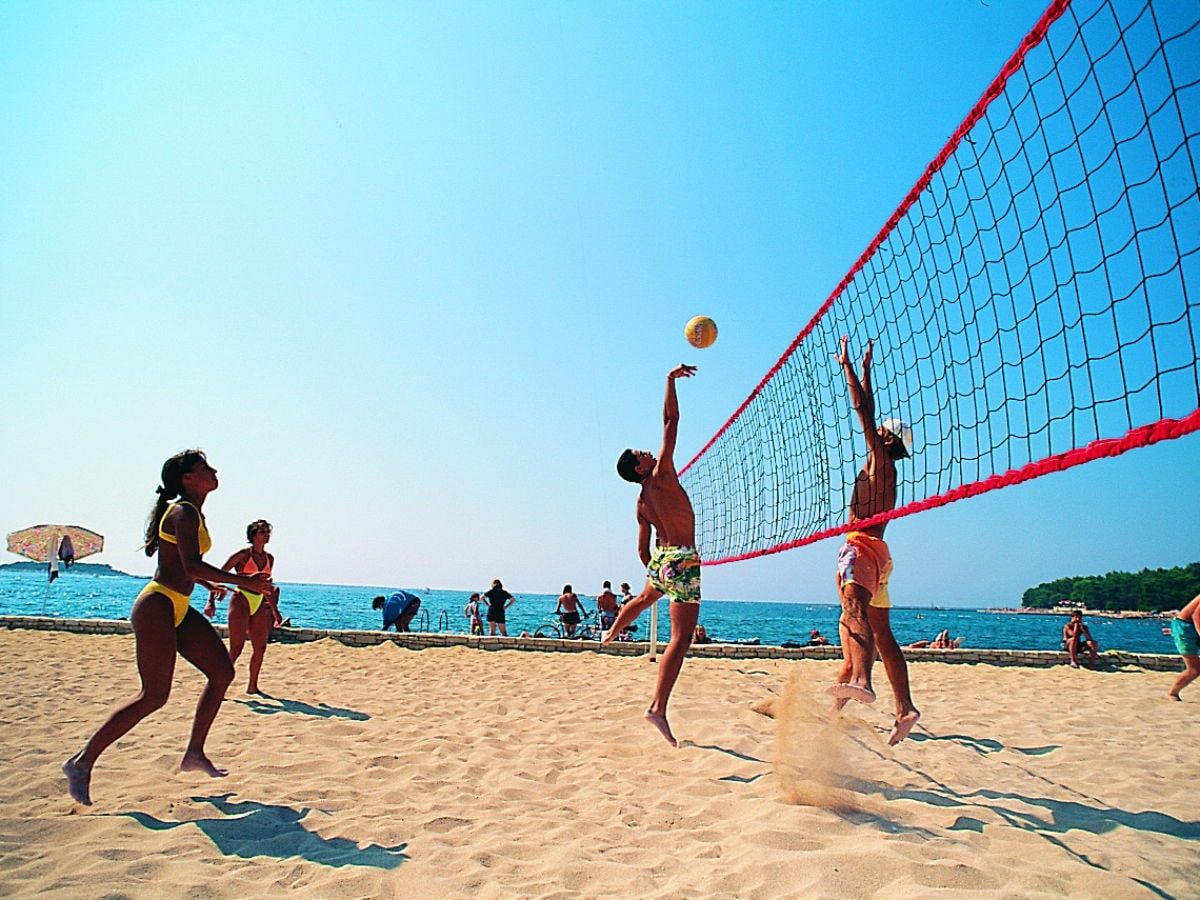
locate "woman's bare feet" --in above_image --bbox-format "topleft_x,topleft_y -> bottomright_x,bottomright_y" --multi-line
180,751 -> 228,777
645,709 -> 678,747
62,757 -> 93,806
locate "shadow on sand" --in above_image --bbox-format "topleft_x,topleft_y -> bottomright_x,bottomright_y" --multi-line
232,694 -> 369,721
907,732 -> 1060,756
109,793 -> 408,869
837,773 -> 1198,900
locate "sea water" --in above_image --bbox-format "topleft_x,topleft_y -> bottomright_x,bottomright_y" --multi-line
0,569 -> 1176,655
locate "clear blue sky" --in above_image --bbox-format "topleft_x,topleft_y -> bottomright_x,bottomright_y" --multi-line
2,1 -> 1196,607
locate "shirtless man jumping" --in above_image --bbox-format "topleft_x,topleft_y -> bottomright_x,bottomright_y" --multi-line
604,364 -> 700,747
827,336 -> 921,745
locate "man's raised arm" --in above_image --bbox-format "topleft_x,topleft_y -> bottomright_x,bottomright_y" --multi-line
657,364 -> 696,473
837,337 -> 884,458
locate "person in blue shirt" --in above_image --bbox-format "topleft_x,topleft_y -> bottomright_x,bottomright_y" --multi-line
372,590 -> 422,632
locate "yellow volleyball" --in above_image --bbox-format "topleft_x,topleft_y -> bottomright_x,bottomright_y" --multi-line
684,316 -> 718,349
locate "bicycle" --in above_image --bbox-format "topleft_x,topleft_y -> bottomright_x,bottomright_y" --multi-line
534,609 -> 602,640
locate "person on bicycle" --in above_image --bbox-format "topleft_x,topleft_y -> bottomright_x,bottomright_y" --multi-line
596,581 -> 619,631
555,585 -> 589,638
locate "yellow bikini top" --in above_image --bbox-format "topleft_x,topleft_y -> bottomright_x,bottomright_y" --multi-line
158,500 -> 212,555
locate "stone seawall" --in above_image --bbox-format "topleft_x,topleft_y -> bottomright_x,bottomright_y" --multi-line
0,616 -> 1182,672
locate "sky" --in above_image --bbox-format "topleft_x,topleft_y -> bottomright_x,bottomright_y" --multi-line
2,0 -> 1196,608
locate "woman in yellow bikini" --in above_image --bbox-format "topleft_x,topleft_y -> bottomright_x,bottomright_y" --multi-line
206,519 -> 280,694
62,449 -> 272,806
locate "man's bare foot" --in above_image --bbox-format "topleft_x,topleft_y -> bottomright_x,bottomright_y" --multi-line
645,709 -> 677,748
824,682 -> 876,704
62,757 -> 93,806
1169,692 -> 1182,702
888,710 -> 921,745
180,751 -> 228,777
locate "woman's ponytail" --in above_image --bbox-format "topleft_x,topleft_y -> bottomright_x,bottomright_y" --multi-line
142,449 -> 206,557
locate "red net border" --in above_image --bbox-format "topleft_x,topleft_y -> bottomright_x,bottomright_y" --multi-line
709,408 -> 1200,565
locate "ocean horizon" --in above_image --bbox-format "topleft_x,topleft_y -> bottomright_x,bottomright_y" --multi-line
0,569 -> 1177,656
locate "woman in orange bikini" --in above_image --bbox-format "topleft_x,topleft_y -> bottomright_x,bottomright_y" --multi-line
62,450 -> 273,806
206,520 -> 281,694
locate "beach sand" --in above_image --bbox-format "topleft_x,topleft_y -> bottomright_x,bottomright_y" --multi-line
1,628 -> 1197,898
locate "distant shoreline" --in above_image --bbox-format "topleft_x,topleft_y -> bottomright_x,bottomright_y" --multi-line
979,607 -> 1171,619
0,561 -> 141,578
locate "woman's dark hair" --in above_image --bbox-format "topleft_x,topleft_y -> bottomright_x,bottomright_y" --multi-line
143,449 -> 207,557
373,596 -> 386,609
247,519 -> 272,542
616,449 -> 644,483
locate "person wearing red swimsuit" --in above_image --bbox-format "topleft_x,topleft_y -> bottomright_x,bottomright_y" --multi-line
206,519 -> 281,694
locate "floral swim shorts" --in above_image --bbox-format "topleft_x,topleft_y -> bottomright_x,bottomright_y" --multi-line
647,545 -> 702,604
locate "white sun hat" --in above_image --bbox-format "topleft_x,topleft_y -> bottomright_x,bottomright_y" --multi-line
880,418 -> 914,455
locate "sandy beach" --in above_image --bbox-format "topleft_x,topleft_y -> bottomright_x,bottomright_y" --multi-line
1,628 -> 1197,898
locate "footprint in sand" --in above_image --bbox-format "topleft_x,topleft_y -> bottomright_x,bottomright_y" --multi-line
424,816 -> 472,833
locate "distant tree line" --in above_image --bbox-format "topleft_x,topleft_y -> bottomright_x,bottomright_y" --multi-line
1022,562 -> 1200,612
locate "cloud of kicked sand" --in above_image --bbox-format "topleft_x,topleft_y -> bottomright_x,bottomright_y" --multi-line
769,664 -> 879,812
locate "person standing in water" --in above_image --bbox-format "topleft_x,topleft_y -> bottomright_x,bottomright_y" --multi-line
828,336 -> 921,746
205,519 -> 281,694
62,450 -> 273,806
605,364 -> 701,747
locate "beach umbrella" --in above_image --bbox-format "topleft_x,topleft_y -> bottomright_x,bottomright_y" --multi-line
6,524 -> 104,583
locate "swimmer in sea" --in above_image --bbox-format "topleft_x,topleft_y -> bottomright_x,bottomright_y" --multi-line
607,364 -> 701,747
827,337 -> 921,745
205,519 -> 281,694
62,450 -> 273,806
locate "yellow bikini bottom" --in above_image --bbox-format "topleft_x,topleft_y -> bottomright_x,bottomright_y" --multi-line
139,581 -> 193,627
237,590 -> 266,617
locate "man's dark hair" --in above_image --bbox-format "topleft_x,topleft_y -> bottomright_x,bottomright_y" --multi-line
246,519 -> 272,542
372,596 -> 385,610
616,449 -> 645,483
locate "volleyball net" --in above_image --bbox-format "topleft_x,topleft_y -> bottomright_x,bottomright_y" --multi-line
681,0 -> 1200,565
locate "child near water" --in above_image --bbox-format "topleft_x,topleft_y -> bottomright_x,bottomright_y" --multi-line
464,593 -> 484,636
